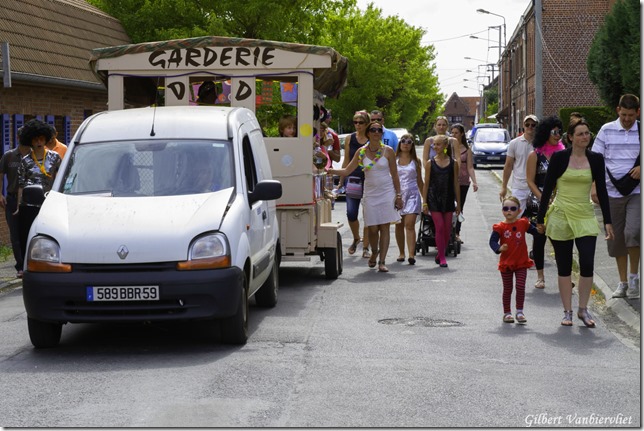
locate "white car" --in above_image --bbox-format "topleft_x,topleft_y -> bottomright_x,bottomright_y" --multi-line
22,106 -> 282,347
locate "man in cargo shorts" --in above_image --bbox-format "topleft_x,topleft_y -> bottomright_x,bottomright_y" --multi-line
592,94 -> 640,299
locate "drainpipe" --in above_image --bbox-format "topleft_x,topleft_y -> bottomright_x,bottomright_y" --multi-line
534,0 -> 543,117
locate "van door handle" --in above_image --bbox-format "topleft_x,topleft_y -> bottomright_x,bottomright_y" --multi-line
262,211 -> 267,221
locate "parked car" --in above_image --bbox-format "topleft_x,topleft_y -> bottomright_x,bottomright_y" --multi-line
471,127 -> 511,168
389,127 -> 409,141
22,106 -> 282,348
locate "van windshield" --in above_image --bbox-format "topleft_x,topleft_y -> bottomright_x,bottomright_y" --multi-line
60,140 -> 234,197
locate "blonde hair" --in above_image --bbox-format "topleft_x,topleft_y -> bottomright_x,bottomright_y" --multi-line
503,196 -> 521,208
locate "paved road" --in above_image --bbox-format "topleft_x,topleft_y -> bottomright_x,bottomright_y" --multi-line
0,167 -> 639,427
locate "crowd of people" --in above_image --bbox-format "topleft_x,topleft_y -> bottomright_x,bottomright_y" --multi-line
325,94 -> 639,328
0,95 -> 639,329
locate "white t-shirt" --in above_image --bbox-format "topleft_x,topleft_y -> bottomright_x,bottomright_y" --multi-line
506,135 -> 533,190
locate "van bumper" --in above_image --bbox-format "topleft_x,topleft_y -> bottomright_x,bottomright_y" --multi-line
22,266 -> 244,323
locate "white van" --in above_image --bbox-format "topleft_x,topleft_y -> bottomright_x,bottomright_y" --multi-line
21,106 -> 282,347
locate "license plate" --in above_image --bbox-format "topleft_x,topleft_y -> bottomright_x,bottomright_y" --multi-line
86,285 -> 159,301
487,156 -> 501,161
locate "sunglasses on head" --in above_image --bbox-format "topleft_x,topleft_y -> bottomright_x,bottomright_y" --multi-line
550,129 -> 562,136
369,128 -> 383,133
524,122 -> 537,128
353,120 -> 365,125
502,206 -> 519,212
401,138 -> 414,144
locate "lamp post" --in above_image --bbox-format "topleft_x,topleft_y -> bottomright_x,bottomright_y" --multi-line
476,8 -> 507,125
476,8 -> 506,48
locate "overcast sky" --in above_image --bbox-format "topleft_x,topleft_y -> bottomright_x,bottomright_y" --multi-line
356,0 -> 531,99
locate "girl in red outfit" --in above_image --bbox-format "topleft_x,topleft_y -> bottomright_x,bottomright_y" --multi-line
489,196 -> 538,324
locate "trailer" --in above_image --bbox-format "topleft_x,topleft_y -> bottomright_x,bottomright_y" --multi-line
89,36 -> 348,279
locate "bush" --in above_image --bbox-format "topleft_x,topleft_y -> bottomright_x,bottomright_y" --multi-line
558,106 -> 615,135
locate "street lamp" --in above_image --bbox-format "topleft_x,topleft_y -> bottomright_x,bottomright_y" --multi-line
469,35 -> 497,44
476,8 -> 506,48
464,56 -> 487,63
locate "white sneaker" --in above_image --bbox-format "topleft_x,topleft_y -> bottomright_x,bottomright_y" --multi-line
612,282 -> 628,298
626,277 -> 640,299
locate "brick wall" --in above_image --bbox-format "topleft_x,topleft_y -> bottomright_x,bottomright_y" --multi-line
540,0 -> 611,116
0,81 -> 108,246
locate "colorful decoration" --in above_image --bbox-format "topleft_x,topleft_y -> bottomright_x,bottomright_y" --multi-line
358,142 -> 384,170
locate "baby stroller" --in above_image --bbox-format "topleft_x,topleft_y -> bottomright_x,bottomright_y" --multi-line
415,213 -> 461,257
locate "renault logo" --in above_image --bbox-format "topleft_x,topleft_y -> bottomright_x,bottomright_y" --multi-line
117,245 -> 129,260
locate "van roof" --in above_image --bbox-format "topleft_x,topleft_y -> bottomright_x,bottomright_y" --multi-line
76,106 -> 250,142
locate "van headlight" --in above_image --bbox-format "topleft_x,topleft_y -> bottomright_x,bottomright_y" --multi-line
27,236 -> 72,273
177,233 -> 231,270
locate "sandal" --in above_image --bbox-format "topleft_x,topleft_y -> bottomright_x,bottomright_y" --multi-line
362,248 -> 371,258
348,238 -> 360,255
396,256 -> 405,262
368,255 -> 377,268
577,308 -> 596,328
503,313 -> 514,323
408,257 -> 416,265
378,261 -> 389,273
561,310 -> 573,326
534,279 -> 545,289
515,312 -> 527,324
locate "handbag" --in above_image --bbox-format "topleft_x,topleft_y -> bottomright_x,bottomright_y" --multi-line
345,176 -> 363,199
607,155 -> 640,196
525,191 -> 540,217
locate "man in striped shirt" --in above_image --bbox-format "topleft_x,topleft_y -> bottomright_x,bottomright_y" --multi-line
591,94 -> 640,299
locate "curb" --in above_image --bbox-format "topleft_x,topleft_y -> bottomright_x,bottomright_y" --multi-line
490,170 -> 640,333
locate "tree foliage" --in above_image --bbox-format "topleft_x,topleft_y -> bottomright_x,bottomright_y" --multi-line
87,0 -> 443,136
587,0 -> 640,108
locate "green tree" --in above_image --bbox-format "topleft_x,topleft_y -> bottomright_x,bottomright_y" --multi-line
587,0 -> 640,107
321,4 -> 442,135
484,87 -> 498,120
87,0 -> 443,136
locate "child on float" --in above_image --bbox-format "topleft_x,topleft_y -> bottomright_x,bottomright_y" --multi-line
489,196 -> 538,324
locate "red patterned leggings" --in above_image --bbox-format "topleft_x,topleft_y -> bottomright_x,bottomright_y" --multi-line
500,268 -> 527,314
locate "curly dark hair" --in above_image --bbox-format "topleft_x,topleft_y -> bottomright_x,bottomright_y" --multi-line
532,115 -> 563,149
20,119 -> 53,147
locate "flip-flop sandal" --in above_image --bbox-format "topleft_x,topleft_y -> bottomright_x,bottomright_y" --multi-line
362,248 -> 371,258
534,279 -> 545,289
561,310 -> 573,326
378,262 -> 389,272
515,312 -> 527,324
348,239 -> 360,255
577,308 -> 596,328
503,313 -> 514,323
396,257 -> 405,262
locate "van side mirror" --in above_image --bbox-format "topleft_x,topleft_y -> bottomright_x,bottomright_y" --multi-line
22,184 -> 46,207
249,180 -> 282,205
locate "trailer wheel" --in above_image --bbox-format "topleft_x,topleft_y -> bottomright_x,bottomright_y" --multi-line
28,317 -> 62,348
324,232 -> 342,280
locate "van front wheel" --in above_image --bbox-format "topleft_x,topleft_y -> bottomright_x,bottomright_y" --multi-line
28,317 -> 62,348
220,274 -> 249,345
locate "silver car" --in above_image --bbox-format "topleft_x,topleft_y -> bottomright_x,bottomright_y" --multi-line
471,128 -> 511,168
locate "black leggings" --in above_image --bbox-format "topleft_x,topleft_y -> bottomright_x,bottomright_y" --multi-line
455,184 -> 469,234
532,231 -> 548,270
550,236 -> 597,277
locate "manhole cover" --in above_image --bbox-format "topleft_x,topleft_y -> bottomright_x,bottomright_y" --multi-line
378,317 -> 463,327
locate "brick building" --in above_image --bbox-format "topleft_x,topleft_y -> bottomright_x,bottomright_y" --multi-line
443,93 -> 480,131
0,0 -> 130,245
498,0 -> 616,136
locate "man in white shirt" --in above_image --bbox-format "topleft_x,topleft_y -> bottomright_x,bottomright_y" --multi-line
591,94 -> 640,299
499,114 -> 538,214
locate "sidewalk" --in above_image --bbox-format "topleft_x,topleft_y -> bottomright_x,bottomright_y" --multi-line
490,170 -> 640,334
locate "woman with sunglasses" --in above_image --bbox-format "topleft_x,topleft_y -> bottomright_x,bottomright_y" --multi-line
525,116 -> 565,290
329,121 -> 403,272
490,196 -> 538,323
451,123 -> 477,243
536,119 -> 613,327
394,134 -> 424,265
340,110 -> 371,258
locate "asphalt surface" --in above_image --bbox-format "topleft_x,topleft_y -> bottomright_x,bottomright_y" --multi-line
0,167 -> 639,337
